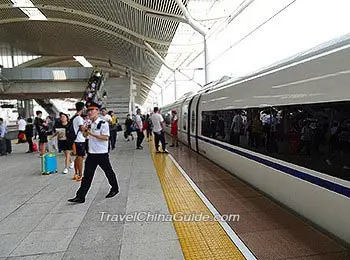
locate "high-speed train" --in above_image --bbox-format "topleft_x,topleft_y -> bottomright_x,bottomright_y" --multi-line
161,36 -> 350,244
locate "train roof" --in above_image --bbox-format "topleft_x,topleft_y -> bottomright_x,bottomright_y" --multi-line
203,33 -> 350,94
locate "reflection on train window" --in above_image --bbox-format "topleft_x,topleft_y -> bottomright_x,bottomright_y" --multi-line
162,111 -> 171,127
183,113 -> 187,131
183,105 -> 188,131
201,101 -> 350,181
191,111 -> 195,134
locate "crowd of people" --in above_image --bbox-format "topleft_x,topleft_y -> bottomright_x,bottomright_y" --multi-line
0,102 -> 178,172
0,103 -> 180,201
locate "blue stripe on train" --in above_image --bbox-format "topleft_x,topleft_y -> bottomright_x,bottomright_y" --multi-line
194,135 -> 350,198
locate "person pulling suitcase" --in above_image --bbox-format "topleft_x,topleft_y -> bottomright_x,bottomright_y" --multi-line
68,101 -> 119,203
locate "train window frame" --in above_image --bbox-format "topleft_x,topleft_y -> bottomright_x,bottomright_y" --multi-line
201,101 -> 350,182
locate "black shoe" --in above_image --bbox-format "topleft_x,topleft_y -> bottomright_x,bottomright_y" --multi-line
105,190 -> 119,198
162,150 -> 169,154
68,197 -> 85,203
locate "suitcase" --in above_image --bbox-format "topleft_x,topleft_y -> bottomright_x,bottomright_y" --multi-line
41,153 -> 57,175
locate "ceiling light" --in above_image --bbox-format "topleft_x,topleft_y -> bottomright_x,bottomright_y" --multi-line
52,70 -> 67,80
73,56 -> 93,68
11,0 -> 33,8
11,0 -> 47,21
21,8 -> 47,20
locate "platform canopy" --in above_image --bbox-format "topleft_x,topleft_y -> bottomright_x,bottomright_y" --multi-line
0,0 -> 202,104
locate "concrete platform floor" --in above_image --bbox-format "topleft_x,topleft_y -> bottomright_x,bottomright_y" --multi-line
0,136 -> 184,260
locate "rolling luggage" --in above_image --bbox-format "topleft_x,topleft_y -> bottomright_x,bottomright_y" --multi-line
41,152 -> 57,175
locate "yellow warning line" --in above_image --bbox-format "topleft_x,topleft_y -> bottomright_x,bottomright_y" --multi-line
150,144 -> 245,260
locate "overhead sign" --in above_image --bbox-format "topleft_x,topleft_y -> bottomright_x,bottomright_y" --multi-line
1,104 -> 15,108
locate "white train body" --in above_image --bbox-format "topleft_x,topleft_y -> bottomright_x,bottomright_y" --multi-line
161,37 -> 350,243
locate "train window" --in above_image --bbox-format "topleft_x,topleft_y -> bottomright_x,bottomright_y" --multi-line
163,111 -> 171,127
201,101 -> 350,181
191,111 -> 195,134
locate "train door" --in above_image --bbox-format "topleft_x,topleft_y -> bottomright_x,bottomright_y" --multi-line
189,94 -> 201,152
180,98 -> 191,146
179,99 -> 188,145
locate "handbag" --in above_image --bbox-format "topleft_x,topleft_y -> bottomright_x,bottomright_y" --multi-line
116,124 -> 122,132
32,142 -> 38,152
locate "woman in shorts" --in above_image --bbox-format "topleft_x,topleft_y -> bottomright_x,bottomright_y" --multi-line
52,113 -> 73,174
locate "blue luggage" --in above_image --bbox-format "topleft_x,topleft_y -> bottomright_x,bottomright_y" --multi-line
41,153 -> 57,175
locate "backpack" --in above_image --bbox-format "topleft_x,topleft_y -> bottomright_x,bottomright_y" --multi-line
66,115 -> 79,143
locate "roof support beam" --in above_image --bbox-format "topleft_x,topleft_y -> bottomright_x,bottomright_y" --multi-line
173,0 -> 207,37
144,41 -> 177,100
145,46 -> 203,89
144,41 -> 175,72
174,0 -> 209,84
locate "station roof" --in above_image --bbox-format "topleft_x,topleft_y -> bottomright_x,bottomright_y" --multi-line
0,0 -> 192,104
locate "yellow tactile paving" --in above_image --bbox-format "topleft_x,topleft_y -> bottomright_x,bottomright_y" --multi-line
150,144 -> 246,260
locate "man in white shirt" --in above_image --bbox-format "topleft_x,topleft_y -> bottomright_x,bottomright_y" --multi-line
68,101 -> 119,203
100,108 -> 112,124
151,107 -> 167,153
72,102 -> 86,181
135,108 -> 144,149
17,116 -> 27,143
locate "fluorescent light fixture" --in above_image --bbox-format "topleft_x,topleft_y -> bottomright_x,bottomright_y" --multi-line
52,70 -> 67,81
11,0 -> 47,20
11,0 -> 33,7
73,56 -> 93,68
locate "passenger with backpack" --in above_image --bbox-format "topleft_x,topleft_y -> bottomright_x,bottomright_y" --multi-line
124,114 -> 134,141
34,111 -> 48,156
69,102 -> 86,182
68,101 -> 119,203
25,118 -> 34,153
